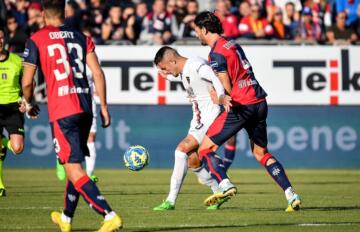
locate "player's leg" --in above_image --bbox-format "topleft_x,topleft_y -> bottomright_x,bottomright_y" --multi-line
247,101 -> 300,212
154,134 -> 198,211
51,114 -> 121,231
199,136 -> 236,205
86,132 -> 97,180
0,108 -> 25,196
252,142 -> 301,211
1,105 -> 25,155
199,108 -> 250,205
187,153 -> 229,210
223,135 -> 236,171
187,152 -> 221,194
0,131 -> 5,196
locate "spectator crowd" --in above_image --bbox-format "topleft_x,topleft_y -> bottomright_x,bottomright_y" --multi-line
1,0 -> 360,52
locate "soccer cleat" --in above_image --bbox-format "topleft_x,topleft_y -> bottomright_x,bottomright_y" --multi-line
97,214 -> 123,232
204,187 -> 237,206
153,201 -> 175,211
285,194 -> 301,212
0,188 -> 6,197
51,211 -> 71,232
56,160 -> 66,181
206,196 -> 230,210
90,175 -> 99,183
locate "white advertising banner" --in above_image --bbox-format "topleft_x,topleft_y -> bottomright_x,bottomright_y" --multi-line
97,45 -> 360,105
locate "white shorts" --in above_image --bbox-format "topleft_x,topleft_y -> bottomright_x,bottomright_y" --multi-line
90,98 -> 97,133
188,105 -> 220,144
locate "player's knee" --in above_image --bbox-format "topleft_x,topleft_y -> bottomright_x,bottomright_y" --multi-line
11,143 -> 24,155
187,153 -> 201,169
176,143 -> 190,153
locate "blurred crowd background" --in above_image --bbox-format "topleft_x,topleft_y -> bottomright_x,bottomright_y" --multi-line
1,0 -> 360,53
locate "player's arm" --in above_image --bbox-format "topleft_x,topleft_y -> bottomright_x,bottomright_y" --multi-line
86,52 -> 110,128
22,39 -> 40,118
209,53 -> 232,94
199,64 -> 232,112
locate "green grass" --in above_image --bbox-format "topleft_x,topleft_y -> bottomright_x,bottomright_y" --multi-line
0,169 -> 359,231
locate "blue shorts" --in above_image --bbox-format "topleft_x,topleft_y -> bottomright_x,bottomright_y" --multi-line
50,113 -> 92,164
206,100 -> 268,148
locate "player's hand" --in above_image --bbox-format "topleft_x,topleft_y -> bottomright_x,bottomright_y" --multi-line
18,100 -> 26,113
219,94 -> 232,112
26,104 -> 40,119
22,98 -> 40,119
100,106 -> 111,128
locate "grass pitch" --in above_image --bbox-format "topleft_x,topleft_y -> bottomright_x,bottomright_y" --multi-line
0,169 -> 359,232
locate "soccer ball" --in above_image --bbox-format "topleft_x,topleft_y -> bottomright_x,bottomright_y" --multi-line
123,145 -> 149,171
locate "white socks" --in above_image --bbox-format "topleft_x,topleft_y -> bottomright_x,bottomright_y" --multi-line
219,178 -> 235,192
61,212 -> 72,223
166,150 -> 188,205
285,187 -> 296,201
191,165 -> 221,193
85,142 -> 96,176
104,211 -> 116,221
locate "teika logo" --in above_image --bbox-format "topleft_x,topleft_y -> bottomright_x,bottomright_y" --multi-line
273,49 -> 360,105
101,60 -> 184,105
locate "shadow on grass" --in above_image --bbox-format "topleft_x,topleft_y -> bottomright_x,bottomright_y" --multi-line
125,221 -> 360,232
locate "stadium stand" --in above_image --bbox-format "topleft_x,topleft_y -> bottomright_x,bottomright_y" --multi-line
1,0 -> 359,47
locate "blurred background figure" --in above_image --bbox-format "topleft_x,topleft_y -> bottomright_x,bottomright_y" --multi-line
26,2 -> 44,35
271,7 -> 293,40
6,12 -> 27,53
336,0 -> 360,26
239,3 -> 274,39
215,0 -> 239,39
326,11 -> 358,44
350,3 -> 360,38
140,0 -> 173,45
274,0 -> 302,26
65,0 -> 81,30
296,6 -> 322,43
238,1 -> 251,22
170,0 -> 188,39
10,0 -> 28,28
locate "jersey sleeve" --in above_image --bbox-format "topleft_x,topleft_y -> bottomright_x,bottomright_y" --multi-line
86,36 -> 95,53
198,63 -> 225,98
209,52 -> 227,73
23,38 -> 39,66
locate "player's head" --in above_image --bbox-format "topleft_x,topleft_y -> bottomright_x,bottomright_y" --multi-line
154,46 -> 182,77
194,11 -> 223,45
42,0 -> 65,21
0,28 -> 5,52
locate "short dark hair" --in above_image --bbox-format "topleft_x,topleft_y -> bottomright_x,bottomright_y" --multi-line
194,11 -> 223,35
42,0 -> 65,18
154,46 -> 177,65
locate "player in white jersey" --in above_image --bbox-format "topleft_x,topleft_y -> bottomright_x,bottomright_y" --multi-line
153,46 -> 232,211
56,69 -> 99,182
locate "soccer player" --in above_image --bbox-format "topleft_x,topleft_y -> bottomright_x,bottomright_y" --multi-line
0,27 -> 26,197
21,1 -> 122,231
153,46 -> 232,211
56,71 -> 99,183
193,11 -> 301,212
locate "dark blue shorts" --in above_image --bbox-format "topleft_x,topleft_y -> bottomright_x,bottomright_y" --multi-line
207,100 -> 268,148
50,113 -> 92,164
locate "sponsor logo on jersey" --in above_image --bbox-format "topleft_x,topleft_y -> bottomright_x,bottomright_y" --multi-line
1,73 -> 6,80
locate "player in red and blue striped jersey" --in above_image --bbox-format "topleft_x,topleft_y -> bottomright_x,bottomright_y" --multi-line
21,1 -> 122,231
193,11 -> 301,212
